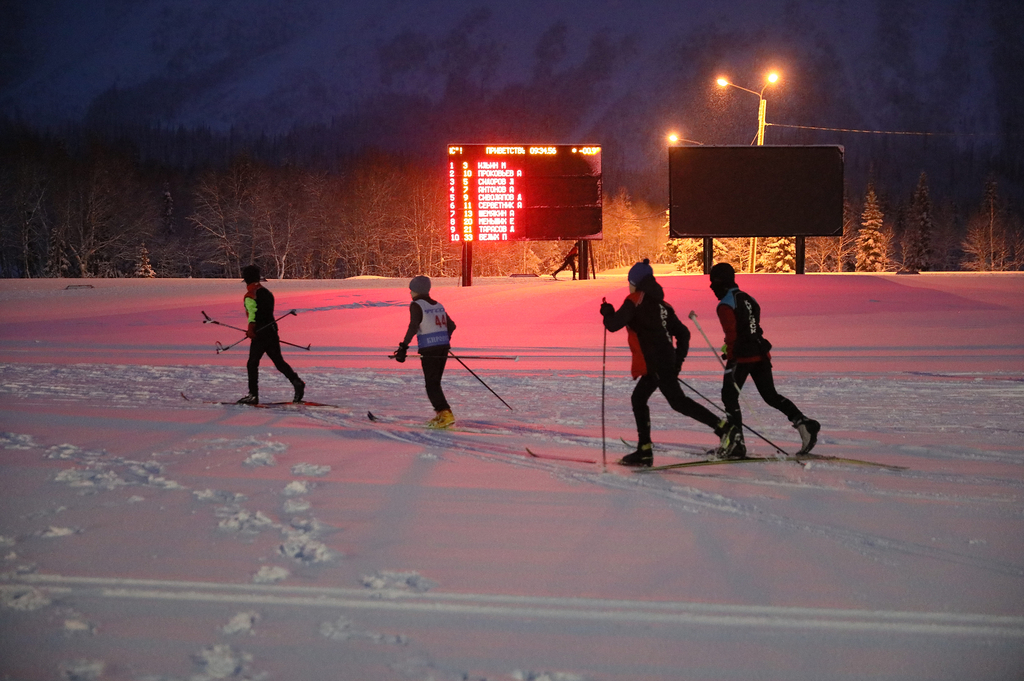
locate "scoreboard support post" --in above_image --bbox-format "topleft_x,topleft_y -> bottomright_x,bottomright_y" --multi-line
461,241 -> 473,287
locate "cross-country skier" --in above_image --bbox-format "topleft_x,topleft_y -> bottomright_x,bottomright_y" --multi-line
236,265 -> 305,405
393,276 -> 458,429
601,259 -> 735,467
709,262 -> 820,457
551,242 -> 580,280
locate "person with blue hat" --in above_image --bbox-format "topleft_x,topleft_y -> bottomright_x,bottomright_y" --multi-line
393,275 -> 457,428
601,259 -> 735,466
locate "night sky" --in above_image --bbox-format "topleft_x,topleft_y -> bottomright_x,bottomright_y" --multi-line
2,0 -> 1021,200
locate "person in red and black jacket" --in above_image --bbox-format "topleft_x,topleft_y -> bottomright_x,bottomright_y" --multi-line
601,259 -> 732,467
710,262 -> 820,457
551,242 -> 580,280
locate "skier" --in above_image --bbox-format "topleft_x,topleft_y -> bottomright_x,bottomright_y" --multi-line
236,265 -> 305,405
551,242 -> 579,280
709,262 -> 820,457
393,275 -> 458,429
601,259 -> 736,467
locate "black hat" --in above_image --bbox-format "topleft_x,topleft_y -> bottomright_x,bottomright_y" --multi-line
242,265 -> 261,284
709,262 -> 736,285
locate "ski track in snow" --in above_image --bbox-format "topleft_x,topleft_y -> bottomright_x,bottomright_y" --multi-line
2,275 -> 1024,680
3,363 -> 1022,580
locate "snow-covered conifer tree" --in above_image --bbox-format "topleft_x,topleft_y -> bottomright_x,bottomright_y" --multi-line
135,243 -> 156,278
760,236 -> 795,273
856,184 -> 889,272
902,172 -> 934,271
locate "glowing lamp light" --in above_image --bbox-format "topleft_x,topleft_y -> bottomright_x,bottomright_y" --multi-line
767,72 -> 779,83
668,133 -> 679,144
717,78 -> 729,87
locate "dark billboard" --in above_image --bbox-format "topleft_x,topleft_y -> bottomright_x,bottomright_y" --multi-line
669,145 -> 844,238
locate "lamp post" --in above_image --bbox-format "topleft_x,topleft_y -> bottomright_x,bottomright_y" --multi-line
717,72 -> 779,272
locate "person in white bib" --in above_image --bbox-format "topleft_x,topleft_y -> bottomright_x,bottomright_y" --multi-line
393,276 -> 458,428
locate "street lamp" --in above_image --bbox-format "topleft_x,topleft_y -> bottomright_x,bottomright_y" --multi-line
717,72 -> 780,271
667,133 -> 703,145
717,72 -> 778,145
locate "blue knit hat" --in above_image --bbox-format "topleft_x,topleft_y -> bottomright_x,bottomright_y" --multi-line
409,275 -> 431,295
627,259 -> 654,286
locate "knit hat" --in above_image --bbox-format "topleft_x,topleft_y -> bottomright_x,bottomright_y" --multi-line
627,259 -> 654,286
409,275 -> 431,296
709,262 -> 736,286
242,264 -> 261,284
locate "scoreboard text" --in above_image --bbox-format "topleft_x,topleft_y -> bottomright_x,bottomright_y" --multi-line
448,144 -> 602,242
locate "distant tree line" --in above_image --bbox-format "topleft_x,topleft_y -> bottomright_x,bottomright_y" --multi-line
1,123 -> 1021,279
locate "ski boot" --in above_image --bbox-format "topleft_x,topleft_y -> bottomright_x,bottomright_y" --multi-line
794,417 -> 820,455
714,423 -> 746,460
427,409 -> 455,429
236,393 -> 259,405
291,377 -> 306,403
618,443 -> 653,468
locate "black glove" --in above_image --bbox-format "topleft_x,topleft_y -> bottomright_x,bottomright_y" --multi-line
675,348 -> 686,373
394,342 -> 408,363
599,301 -> 614,319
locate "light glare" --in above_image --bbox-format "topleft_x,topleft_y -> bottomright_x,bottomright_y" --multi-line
717,78 -> 729,87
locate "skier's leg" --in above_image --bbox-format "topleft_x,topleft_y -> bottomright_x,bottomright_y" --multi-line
658,373 -> 722,430
421,353 -> 451,412
265,336 -> 305,401
631,374 -> 659,446
246,337 -> 266,398
748,361 -> 819,452
747,361 -> 803,422
721,364 -> 750,429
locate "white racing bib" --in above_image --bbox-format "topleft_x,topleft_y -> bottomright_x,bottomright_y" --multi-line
415,299 -> 450,348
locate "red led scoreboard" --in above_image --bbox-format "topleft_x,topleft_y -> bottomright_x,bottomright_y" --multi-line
448,144 -> 602,242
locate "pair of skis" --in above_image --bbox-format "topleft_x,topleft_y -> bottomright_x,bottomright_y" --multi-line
637,452 -> 906,472
180,393 -> 340,409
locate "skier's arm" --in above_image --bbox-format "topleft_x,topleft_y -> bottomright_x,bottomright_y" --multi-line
716,303 -> 737,363
602,294 -> 639,332
244,295 -> 257,337
401,302 -> 423,346
667,313 -> 690,362
446,313 -> 456,338
244,296 -> 257,323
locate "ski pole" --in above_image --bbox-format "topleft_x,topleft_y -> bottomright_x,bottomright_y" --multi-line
216,336 -> 311,354
207,310 -> 307,353
386,354 -> 518,361
677,377 -> 789,456
688,310 -> 744,397
601,297 -> 607,469
448,351 -> 513,411
203,309 -> 297,334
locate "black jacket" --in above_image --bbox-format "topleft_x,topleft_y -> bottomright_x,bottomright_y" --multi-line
603,276 -> 689,378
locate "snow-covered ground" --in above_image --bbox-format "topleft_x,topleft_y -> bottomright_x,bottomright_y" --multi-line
1,271 -> 1022,681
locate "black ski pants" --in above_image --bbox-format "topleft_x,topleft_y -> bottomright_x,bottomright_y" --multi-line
552,256 -> 577,279
721,359 -> 803,429
632,369 -> 721,446
420,347 -> 451,412
247,330 -> 300,397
